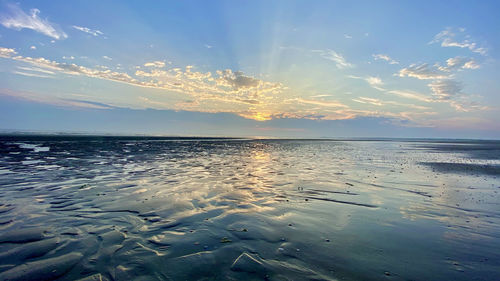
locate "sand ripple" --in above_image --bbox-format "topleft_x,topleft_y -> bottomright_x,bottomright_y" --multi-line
0,137 -> 499,280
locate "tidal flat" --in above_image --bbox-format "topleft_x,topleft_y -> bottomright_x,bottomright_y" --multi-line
0,136 -> 499,280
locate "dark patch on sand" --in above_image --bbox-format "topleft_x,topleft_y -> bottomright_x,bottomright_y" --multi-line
420,162 -> 500,176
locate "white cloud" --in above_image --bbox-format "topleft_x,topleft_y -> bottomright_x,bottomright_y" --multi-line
30,45 -> 36,50
1,46 -> 289,120
387,90 -> 433,103
310,94 -> 333,98
351,97 -> 430,110
2,44 -> 489,123
216,70 -> 261,90
448,99 -> 489,112
462,60 -> 480,70
144,61 -> 166,68
0,47 -> 17,58
102,55 -> 112,61
12,71 -> 51,78
348,75 -> 385,91
372,54 -> 399,64
438,56 -> 480,72
396,65 -> 484,111
397,63 -> 449,80
352,97 -> 383,106
395,51 -> 484,112
391,80 -> 483,113
0,4 -> 67,40
344,34 -> 352,39
204,44 -> 213,49
295,98 -> 348,108
430,27 -> 487,56
365,76 -> 384,91
72,25 -> 104,37
17,66 -> 55,74
428,80 -> 462,100
313,49 -> 354,69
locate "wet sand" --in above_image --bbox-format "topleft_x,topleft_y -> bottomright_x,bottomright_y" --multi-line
0,137 -> 499,280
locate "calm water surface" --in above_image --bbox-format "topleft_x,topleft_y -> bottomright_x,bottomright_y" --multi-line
0,136 -> 499,280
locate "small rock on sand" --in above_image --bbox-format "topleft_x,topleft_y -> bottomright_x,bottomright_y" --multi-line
220,237 -> 232,243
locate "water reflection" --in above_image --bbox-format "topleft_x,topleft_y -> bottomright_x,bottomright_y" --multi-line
0,138 -> 499,280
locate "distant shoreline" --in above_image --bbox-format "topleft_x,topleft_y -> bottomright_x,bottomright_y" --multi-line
0,133 -> 499,142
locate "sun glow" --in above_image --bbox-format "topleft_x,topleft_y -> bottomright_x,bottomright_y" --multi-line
239,112 -> 273,121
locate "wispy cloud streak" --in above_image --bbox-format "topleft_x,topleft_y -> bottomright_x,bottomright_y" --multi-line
373,54 -> 399,64
313,49 -> 354,69
430,27 -> 487,55
0,4 -> 67,39
72,25 -> 104,37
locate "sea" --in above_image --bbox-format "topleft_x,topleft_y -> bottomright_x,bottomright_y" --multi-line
0,135 -> 499,280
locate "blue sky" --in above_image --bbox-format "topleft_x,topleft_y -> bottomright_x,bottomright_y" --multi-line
1,0 -> 499,138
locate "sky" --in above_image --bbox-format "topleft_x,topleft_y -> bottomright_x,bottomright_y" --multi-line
1,0 -> 499,138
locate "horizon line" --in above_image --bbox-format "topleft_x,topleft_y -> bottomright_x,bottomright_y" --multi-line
1,130 -> 499,142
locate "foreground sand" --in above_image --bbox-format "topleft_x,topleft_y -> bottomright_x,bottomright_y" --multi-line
0,137 -> 499,280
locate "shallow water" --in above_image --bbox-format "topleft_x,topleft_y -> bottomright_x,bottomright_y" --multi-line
0,136 -> 499,281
